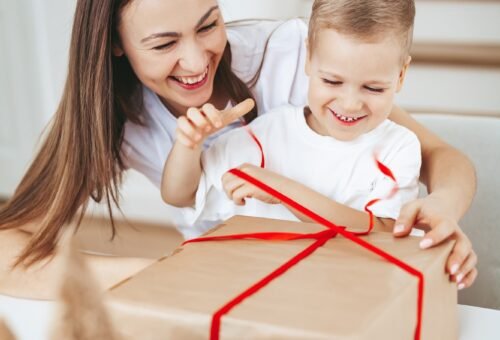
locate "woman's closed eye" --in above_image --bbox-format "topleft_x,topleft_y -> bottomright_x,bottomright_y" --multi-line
198,20 -> 218,33
152,41 -> 177,51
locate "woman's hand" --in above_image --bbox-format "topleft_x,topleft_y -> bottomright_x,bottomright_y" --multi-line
393,193 -> 477,290
175,99 -> 254,149
221,163 -> 283,205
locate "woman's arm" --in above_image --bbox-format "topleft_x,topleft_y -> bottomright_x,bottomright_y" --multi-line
389,105 -> 476,219
388,105 -> 477,289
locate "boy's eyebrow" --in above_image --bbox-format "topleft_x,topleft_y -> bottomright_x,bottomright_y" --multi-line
319,70 -> 391,85
140,5 -> 219,43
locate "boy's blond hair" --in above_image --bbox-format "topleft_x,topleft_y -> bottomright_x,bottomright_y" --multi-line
308,0 -> 415,63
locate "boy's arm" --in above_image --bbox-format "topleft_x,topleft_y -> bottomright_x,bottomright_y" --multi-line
222,164 -> 394,232
161,142 -> 202,207
161,99 -> 256,207
279,177 -> 395,232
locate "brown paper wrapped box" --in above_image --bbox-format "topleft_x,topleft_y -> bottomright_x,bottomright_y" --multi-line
106,215 -> 457,339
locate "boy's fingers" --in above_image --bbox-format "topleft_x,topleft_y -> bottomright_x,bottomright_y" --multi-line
222,175 -> 243,200
457,268 -> 478,290
232,186 -> 250,206
201,103 -> 223,129
221,98 -> 255,126
394,200 -> 421,237
419,220 -> 455,249
177,116 -> 201,141
447,234 -> 473,275
187,107 -> 210,130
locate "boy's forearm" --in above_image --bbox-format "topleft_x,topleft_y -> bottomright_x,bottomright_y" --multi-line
161,142 -> 203,207
273,176 -> 393,232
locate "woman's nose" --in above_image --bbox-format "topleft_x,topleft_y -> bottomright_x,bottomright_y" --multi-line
178,40 -> 208,74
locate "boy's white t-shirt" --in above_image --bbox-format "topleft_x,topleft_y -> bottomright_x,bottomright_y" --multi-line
121,19 -> 308,189
190,105 -> 422,232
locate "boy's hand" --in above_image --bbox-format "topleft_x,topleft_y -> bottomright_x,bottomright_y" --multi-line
221,164 -> 282,205
393,193 -> 477,290
175,99 -> 255,149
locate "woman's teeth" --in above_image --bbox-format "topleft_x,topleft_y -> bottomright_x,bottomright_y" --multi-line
174,67 -> 208,84
333,111 -> 363,122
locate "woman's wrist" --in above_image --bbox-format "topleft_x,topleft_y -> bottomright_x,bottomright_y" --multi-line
424,190 -> 464,222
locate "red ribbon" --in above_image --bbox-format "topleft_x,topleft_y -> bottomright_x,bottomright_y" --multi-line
183,126 -> 423,340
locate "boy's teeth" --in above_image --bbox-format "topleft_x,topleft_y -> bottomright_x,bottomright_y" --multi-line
333,111 -> 361,122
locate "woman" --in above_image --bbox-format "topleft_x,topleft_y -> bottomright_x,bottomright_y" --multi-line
0,0 -> 476,289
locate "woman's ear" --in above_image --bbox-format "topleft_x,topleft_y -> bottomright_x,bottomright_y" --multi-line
396,55 -> 411,92
112,44 -> 124,57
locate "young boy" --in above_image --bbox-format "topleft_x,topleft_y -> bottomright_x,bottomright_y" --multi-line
162,0 -> 420,235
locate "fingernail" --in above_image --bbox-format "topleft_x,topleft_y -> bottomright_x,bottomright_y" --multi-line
458,283 -> 465,290
456,273 -> 464,283
394,224 -> 405,234
450,264 -> 459,275
419,238 -> 433,249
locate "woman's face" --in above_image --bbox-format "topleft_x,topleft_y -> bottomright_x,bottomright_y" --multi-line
116,0 -> 227,116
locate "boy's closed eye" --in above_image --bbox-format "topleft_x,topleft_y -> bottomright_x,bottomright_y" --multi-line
364,86 -> 385,93
321,78 -> 385,93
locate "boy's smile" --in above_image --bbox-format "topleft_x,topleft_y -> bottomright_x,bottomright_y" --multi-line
305,28 -> 410,141
330,108 -> 367,125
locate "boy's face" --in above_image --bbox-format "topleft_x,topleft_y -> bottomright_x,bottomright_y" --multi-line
305,29 -> 410,141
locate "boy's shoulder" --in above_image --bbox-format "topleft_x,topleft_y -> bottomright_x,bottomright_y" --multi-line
383,119 -> 419,142
377,119 -> 421,154
251,104 -> 302,126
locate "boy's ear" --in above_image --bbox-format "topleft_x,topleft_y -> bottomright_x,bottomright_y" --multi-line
305,39 -> 311,76
396,55 -> 411,92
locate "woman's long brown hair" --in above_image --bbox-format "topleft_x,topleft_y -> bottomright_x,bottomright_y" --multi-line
0,0 -> 258,266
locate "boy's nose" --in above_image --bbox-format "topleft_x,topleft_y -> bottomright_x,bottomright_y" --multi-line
340,91 -> 363,114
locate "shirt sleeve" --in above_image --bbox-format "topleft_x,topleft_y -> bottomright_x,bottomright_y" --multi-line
186,126 -> 264,225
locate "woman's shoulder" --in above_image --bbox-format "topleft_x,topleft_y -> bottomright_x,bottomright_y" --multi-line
227,18 -> 307,49
227,18 -> 308,82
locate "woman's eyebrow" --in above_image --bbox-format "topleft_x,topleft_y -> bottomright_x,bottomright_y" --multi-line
140,5 -> 219,44
195,5 -> 219,29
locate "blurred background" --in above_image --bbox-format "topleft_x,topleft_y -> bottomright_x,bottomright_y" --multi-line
1,0 -> 499,309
